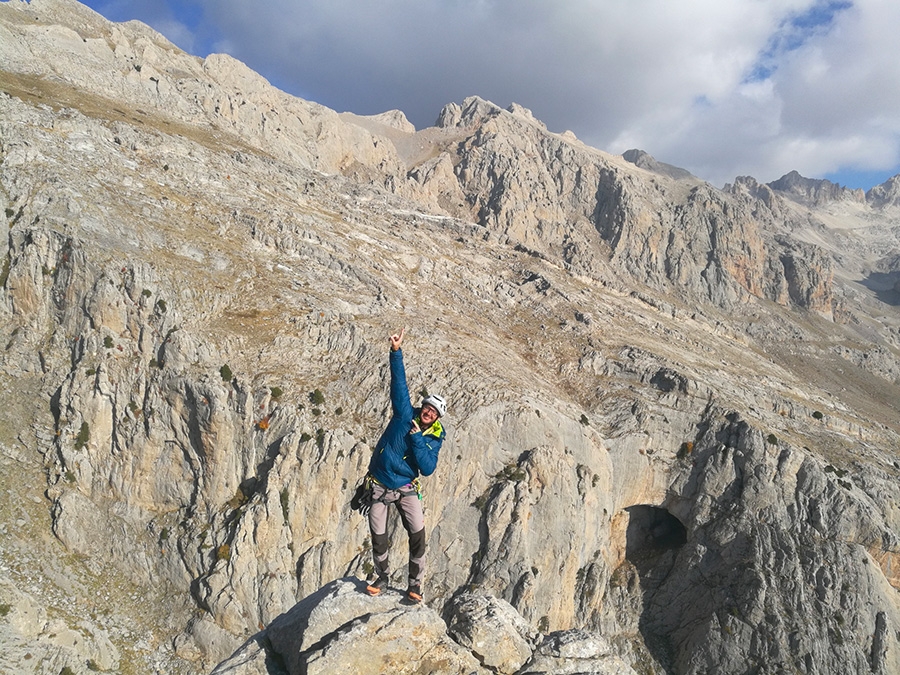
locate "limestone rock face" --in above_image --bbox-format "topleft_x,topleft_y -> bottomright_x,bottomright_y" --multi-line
427,96 -> 840,314
2,2 -> 900,675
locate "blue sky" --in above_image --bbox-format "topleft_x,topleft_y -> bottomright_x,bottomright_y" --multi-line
77,0 -> 900,190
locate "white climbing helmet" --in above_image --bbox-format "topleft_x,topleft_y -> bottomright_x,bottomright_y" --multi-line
422,394 -> 447,418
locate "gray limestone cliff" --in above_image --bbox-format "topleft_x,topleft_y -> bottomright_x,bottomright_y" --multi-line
1,1 -> 900,674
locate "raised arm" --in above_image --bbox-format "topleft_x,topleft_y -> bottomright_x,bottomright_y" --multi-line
388,328 -> 414,420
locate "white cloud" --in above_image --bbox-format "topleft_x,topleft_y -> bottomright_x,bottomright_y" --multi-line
151,16 -> 196,52
633,0 -> 900,184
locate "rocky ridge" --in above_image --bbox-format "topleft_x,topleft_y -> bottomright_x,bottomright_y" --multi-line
1,1 -> 900,674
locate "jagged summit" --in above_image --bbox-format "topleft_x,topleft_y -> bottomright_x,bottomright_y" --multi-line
1,1 -> 900,674
767,169 -> 866,206
764,169 -> 900,211
867,174 -> 900,209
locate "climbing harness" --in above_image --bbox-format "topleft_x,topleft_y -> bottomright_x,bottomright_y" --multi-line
350,475 -> 423,517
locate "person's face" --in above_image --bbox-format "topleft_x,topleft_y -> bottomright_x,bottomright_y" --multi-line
420,403 -> 439,426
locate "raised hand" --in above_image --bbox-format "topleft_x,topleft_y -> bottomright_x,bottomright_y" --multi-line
389,327 -> 406,352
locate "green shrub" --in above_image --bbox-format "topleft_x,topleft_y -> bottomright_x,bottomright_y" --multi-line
0,603 -> 10,617
149,358 -> 160,369
155,299 -> 167,312
226,488 -> 248,510
141,288 -> 152,297
64,470 -> 76,483
538,615 -> 550,633
216,544 -> 231,561
74,422 -> 90,450
87,659 -> 101,672
579,414 -> 589,426
310,389 -> 325,405
315,428 -> 326,450
270,386 -> 283,400
812,410 -> 824,420
85,368 -> 96,376
103,336 -> 113,349
220,364 -> 233,382
677,441 -> 694,459
766,433 -> 778,445
496,463 -> 527,482
280,488 -> 290,523
0,255 -> 9,287
335,406 -> 343,416
299,432 -> 312,443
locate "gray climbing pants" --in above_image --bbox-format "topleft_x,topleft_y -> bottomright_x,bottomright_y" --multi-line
368,482 -> 426,589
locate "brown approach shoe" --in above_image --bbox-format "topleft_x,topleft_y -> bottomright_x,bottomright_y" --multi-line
406,586 -> 423,603
366,576 -> 388,596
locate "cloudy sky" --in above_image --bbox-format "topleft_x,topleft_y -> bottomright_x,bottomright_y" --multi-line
80,0 -> 900,189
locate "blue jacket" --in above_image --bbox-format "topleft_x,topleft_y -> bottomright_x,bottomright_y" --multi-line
368,349 -> 445,489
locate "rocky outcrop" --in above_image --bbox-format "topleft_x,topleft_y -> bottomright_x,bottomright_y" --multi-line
258,579 -> 485,675
212,579 -> 637,675
2,2 -> 900,674
446,592 -> 541,672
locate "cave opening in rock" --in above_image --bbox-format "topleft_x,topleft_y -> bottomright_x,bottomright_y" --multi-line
624,505 -> 687,563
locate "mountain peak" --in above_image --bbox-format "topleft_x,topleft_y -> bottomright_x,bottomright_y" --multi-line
767,170 -> 865,206
866,174 -> 900,209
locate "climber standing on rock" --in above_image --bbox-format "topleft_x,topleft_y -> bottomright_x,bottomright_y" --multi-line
363,327 -> 446,603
